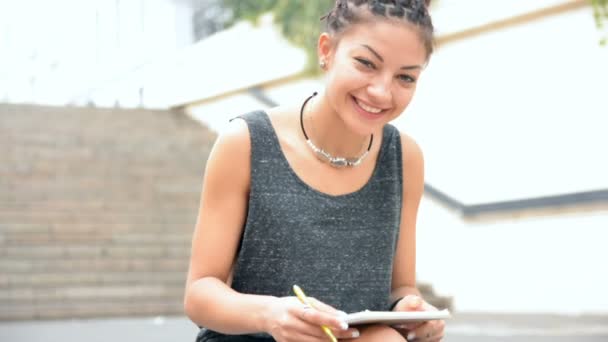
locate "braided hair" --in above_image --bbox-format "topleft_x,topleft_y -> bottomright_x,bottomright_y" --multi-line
323,0 -> 434,59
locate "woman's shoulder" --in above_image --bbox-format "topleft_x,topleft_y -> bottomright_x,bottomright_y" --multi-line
205,117 -> 253,181
215,116 -> 252,152
211,105 -> 294,154
388,125 -> 423,165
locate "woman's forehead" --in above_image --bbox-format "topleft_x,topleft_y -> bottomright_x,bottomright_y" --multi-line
336,21 -> 427,61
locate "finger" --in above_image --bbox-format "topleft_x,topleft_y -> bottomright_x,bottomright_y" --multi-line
393,322 -> 421,331
420,331 -> 444,342
292,319 -> 359,341
285,309 -> 339,341
294,305 -> 349,332
289,317 -> 328,339
406,323 -> 427,341
308,297 -> 347,317
293,309 -> 359,340
397,295 -> 424,311
331,327 -> 360,340
408,320 -> 443,341
294,304 -> 345,339
429,334 -> 444,342
270,319 -> 323,342
421,300 -> 439,312
430,320 -> 446,341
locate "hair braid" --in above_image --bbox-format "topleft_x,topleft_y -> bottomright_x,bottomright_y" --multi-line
322,0 -> 434,58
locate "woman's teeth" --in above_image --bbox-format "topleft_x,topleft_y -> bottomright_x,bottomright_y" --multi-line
356,98 -> 382,114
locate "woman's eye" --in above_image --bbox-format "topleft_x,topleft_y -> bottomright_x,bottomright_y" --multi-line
355,58 -> 375,69
398,74 -> 416,83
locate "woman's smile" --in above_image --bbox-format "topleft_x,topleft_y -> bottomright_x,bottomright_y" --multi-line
351,95 -> 388,120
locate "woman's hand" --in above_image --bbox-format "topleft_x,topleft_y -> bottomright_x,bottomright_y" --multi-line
263,296 -> 360,342
392,295 -> 445,342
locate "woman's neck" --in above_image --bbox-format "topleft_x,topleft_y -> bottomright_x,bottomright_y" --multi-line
303,92 -> 371,157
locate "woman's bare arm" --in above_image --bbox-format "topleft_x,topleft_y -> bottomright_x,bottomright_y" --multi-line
184,118 -> 352,340
390,132 -> 425,302
184,119 -> 273,334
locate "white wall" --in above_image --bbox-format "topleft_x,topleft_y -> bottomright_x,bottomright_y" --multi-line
153,15 -> 307,108
396,6 -> 608,204
0,0 -> 195,107
431,0 -> 572,35
416,197 -> 608,314
402,6 -> 608,314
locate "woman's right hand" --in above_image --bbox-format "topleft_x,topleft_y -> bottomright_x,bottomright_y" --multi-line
263,296 -> 360,342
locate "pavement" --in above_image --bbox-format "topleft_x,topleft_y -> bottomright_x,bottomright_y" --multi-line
1,313 -> 608,342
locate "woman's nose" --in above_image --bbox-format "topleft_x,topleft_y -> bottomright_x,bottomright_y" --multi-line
367,75 -> 392,103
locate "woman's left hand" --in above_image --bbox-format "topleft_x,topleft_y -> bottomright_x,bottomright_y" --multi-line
392,295 -> 445,342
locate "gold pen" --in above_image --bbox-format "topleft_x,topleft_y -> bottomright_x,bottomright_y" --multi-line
292,285 -> 338,342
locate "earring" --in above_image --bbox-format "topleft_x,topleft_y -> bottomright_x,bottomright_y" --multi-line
319,60 -> 326,69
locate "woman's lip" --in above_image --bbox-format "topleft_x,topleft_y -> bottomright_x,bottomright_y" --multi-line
354,97 -> 386,113
351,95 -> 386,120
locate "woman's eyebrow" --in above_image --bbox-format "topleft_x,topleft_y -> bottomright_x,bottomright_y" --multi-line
360,44 -> 422,70
361,44 -> 384,62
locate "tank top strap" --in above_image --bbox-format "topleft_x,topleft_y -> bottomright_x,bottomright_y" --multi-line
374,123 -> 403,192
234,110 -> 280,157
232,110 -> 288,189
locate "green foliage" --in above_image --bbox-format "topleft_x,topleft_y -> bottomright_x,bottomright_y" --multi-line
591,0 -> 608,45
221,0 -> 333,73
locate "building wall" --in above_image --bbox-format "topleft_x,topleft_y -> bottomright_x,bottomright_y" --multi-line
416,198 -> 608,314
403,5 -> 608,314
398,6 -> 608,204
0,0 -> 196,107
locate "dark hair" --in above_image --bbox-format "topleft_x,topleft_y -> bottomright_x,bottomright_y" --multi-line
323,0 -> 434,59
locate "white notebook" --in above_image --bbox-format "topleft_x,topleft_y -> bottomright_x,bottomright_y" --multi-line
344,309 -> 451,325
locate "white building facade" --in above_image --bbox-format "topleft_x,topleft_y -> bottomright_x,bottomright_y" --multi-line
0,0 -> 196,107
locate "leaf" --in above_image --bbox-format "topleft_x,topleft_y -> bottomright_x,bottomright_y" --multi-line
221,0 -> 334,74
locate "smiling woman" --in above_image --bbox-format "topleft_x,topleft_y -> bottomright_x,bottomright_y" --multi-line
184,1 -> 446,342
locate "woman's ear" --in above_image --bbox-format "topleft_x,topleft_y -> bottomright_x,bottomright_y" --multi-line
317,32 -> 334,69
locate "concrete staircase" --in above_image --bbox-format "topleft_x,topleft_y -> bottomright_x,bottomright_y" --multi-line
0,104 -> 216,320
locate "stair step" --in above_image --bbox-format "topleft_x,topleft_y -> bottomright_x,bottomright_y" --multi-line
0,232 -> 192,246
0,244 -> 190,259
0,210 -> 198,220
0,284 -> 185,303
0,223 -> 193,234
0,271 -> 187,288
0,201 -> 199,212
0,195 -> 198,203
0,257 -> 188,273
0,215 -> 197,225
0,300 -> 184,320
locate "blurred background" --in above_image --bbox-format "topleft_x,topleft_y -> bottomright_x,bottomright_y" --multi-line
1,0 -> 607,341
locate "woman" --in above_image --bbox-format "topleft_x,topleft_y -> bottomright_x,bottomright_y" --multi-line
184,1 -> 445,341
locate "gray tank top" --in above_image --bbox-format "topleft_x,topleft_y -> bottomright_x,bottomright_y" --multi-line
200,110 -> 403,341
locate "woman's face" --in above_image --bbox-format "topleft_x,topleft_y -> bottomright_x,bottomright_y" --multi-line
319,19 -> 428,136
